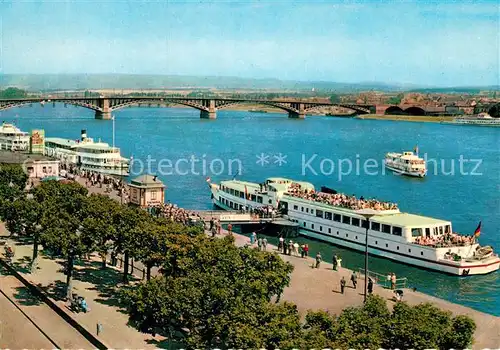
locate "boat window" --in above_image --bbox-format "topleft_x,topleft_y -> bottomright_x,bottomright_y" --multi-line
439,226 -> 443,235
425,228 -> 430,237
371,222 -> 380,231
320,226 -> 322,231
239,192 -> 244,199
328,228 -> 331,233
342,216 -> 351,225
293,205 -> 298,210
316,210 -> 323,218
352,218 -> 360,227
382,224 -> 391,234
411,228 -> 422,237
324,212 -> 332,220
257,196 -> 263,204
303,222 -> 306,227
433,227 -> 438,235
301,207 -> 304,212
251,194 -> 256,202
230,189 -> 234,195
444,225 -> 451,234
393,227 -> 402,236
311,209 -> 314,214
361,220 -> 369,229
306,208 -> 309,213
333,214 -> 341,222
311,224 -> 314,229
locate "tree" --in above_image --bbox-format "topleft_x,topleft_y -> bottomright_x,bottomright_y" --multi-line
35,181 -> 89,298
330,94 -> 341,104
0,87 -> 28,99
80,194 -> 122,269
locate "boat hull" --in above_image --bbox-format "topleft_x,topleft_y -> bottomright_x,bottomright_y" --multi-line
385,163 -> 426,177
298,227 -> 500,276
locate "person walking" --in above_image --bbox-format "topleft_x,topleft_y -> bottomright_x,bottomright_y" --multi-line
350,271 -> 357,288
251,231 -> 257,245
227,223 -> 233,235
332,254 -> 338,271
304,244 -> 309,257
315,252 -> 322,269
340,276 -> 346,294
288,240 -> 293,256
391,273 -> 397,290
300,244 -> 305,258
278,235 -> 284,251
257,238 -> 263,251
262,237 -> 268,251
293,242 -> 299,256
368,278 -> 373,294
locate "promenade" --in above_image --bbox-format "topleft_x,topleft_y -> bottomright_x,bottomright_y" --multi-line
0,178 -> 498,349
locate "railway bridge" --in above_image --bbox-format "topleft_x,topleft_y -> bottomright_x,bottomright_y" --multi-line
0,96 -> 376,120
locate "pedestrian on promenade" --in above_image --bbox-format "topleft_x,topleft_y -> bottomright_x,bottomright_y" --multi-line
210,218 -> 214,231
283,241 -> 287,255
368,278 -> 373,294
340,276 -> 346,294
278,235 -> 284,251
386,273 -> 391,288
251,232 -> 257,244
351,271 -> 357,288
97,323 -> 103,336
227,223 -> 233,235
262,237 -> 267,251
391,273 -> 397,290
288,240 -> 293,256
315,252 -> 322,268
304,244 -> 309,257
332,254 -> 338,271
293,242 -> 299,256
257,238 -> 263,251
300,244 -> 305,258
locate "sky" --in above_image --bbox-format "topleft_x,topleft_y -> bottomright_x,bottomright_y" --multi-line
0,0 -> 499,86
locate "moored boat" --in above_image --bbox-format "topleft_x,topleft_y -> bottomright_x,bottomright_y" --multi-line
0,122 -> 30,151
44,129 -> 129,176
444,113 -> 500,127
208,177 -> 500,276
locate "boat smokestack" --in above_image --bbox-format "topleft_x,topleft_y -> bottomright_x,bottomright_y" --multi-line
81,129 -> 87,141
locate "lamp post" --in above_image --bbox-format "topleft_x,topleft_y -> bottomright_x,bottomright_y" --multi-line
356,209 -> 379,303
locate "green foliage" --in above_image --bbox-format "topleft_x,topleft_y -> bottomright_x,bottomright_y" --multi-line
386,93 -> 404,105
329,94 -> 341,103
0,87 -> 28,98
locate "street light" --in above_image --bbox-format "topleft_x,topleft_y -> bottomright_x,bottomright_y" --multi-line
356,208 -> 380,303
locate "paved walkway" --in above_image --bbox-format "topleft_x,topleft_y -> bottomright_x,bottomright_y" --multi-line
0,270 -> 95,349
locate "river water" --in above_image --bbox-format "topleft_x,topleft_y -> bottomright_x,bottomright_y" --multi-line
4,104 -> 499,316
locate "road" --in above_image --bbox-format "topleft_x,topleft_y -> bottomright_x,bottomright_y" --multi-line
0,270 -> 96,349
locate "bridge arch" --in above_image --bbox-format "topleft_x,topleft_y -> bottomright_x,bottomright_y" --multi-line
0,100 -> 102,113
385,106 -> 405,115
109,98 -> 210,112
404,106 -> 426,116
216,100 -> 301,114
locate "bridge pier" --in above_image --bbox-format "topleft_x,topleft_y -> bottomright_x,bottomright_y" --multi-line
200,110 -> 217,119
288,112 -> 305,119
95,111 -> 112,120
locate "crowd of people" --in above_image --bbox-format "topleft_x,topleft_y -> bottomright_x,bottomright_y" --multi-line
147,203 -> 205,226
286,183 -> 398,211
414,232 -> 475,248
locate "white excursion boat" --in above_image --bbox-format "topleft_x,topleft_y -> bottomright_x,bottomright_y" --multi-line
385,150 -> 427,177
209,177 -> 500,276
445,112 -> 500,127
0,122 -> 30,151
44,130 -> 129,176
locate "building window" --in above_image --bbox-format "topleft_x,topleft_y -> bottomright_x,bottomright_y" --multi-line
342,216 -> 351,225
151,191 -> 157,200
371,222 -> 380,231
333,214 -> 341,222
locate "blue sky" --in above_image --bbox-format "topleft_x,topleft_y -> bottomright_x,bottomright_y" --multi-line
1,0 -> 499,86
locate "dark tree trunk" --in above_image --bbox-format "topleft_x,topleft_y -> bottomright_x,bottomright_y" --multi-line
146,262 -> 152,281
123,251 -> 129,283
66,253 -> 74,299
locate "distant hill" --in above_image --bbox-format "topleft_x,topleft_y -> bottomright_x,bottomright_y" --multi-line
0,74 -> 414,92
0,74 -> 497,93
408,86 -> 500,94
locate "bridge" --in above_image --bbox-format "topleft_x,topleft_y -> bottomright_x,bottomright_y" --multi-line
0,96 -> 376,120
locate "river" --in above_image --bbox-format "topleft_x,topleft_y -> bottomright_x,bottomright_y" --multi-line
4,104 -> 499,316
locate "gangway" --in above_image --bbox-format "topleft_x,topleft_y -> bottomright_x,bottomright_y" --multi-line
192,210 -> 297,226
358,268 -> 408,289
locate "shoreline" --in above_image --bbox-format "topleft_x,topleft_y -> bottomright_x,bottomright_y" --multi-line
355,114 -> 455,123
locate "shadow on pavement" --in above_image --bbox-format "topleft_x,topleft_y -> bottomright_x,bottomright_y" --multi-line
12,285 -> 44,306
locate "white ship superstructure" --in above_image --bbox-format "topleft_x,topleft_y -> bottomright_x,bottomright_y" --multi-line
44,130 -> 129,176
447,113 -> 500,127
385,150 -> 427,177
209,177 -> 499,276
0,122 -> 30,151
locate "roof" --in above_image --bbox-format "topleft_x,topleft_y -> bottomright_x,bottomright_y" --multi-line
372,213 -> 450,228
130,174 -> 165,188
45,137 -> 78,147
220,180 -> 260,193
0,150 -> 58,164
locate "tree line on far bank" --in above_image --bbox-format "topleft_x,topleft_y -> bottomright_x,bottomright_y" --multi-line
0,164 -> 476,349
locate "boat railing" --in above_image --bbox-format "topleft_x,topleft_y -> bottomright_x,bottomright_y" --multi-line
358,268 -> 407,289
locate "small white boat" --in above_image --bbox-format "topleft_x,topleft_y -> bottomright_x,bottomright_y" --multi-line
385,151 -> 427,177
444,113 -> 500,127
